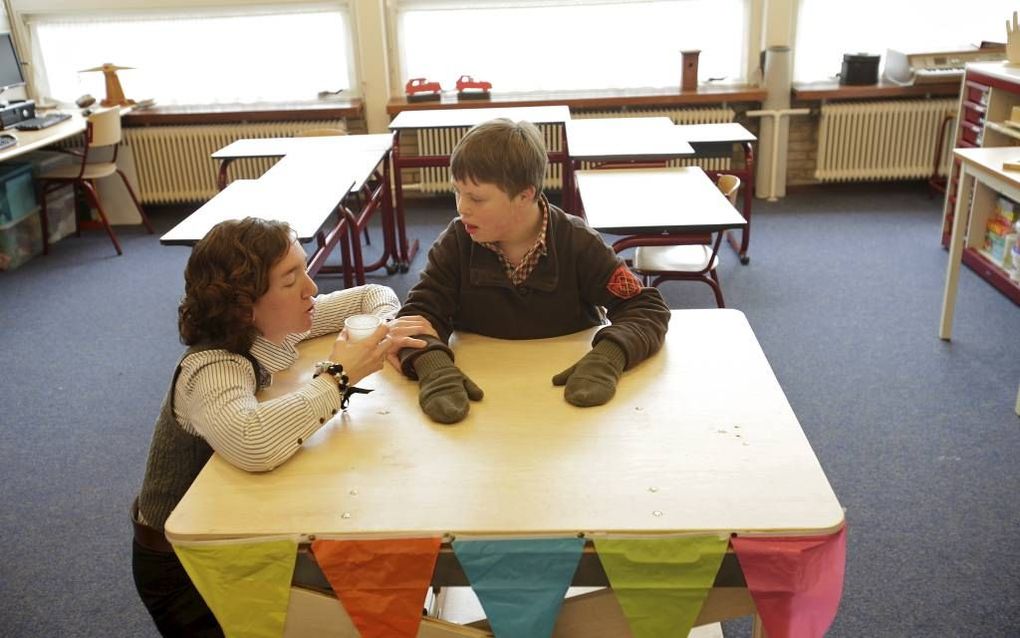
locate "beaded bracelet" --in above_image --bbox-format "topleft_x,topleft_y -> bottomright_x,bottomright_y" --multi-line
313,361 -> 373,409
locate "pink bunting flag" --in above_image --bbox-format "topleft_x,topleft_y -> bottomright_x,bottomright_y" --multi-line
310,537 -> 441,638
730,526 -> 847,638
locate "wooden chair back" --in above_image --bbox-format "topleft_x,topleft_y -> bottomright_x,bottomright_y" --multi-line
717,174 -> 740,206
88,108 -> 122,148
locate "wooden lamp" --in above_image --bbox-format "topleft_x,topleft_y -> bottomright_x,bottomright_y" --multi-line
79,64 -> 135,107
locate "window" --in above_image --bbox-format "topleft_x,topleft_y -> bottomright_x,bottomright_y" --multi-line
27,4 -> 353,106
394,0 -> 749,93
794,1 -> 1019,82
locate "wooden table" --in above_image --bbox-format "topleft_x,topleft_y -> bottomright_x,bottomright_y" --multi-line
159,178 -> 359,285
674,123 -> 757,264
0,111 -> 85,161
938,147 -> 1020,415
388,105 -> 572,268
564,117 -> 694,214
207,133 -> 401,281
165,310 -> 843,629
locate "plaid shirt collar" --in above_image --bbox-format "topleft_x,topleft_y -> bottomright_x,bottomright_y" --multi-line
481,195 -> 549,287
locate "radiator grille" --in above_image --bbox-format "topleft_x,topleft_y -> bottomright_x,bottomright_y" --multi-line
122,120 -> 346,204
815,99 -> 956,182
414,107 -> 735,194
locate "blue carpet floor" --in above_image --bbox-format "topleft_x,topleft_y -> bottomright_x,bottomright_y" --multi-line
0,182 -> 1017,636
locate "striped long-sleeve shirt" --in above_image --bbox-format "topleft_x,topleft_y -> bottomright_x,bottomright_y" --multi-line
172,284 -> 399,472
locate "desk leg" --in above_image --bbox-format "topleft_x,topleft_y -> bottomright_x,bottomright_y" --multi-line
725,142 -> 754,265
939,166 -> 974,340
390,132 -> 419,273
216,159 -> 236,191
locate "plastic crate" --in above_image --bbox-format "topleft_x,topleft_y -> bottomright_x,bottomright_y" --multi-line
0,209 -> 42,271
0,163 -> 38,225
19,150 -> 75,177
47,188 -> 76,244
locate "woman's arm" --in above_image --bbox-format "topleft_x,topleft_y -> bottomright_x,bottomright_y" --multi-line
174,351 -> 343,472
306,285 -> 401,340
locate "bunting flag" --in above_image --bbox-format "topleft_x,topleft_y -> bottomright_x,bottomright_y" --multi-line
593,536 -> 729,638
730,527 -> 847,638
174,537 -> 299,638
311,537 -> 441,638
452,537 -> 584,638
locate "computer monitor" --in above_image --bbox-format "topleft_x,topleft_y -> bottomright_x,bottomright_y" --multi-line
0,33 -> 26,95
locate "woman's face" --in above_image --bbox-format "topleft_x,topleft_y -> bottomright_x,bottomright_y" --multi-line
252,241 -> 318,344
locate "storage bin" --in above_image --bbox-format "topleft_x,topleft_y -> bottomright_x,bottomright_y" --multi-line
0,209 -> 42,271
46,188 -> 76,244
19,150 -> 75,177
0,163 -> 37,225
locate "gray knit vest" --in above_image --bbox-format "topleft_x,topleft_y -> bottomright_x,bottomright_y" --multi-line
136,345 -> 263,532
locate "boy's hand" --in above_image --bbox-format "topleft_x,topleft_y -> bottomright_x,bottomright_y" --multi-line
551,340 -> 626,407
413,350 -> 483,424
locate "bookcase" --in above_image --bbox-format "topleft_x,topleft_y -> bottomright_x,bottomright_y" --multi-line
942,62 -> 1020,304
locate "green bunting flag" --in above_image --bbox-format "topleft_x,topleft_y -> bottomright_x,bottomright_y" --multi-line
594,536 -> 728,638
174,537 -> 299,638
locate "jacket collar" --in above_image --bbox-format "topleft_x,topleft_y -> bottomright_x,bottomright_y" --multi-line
466,195 -> 561,292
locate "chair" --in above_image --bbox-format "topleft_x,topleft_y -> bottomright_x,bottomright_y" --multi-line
623,174 -> 741,308
38,107 -> 153,255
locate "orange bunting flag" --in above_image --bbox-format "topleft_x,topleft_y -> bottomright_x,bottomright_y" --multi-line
311,537 -> 441,638
730,527 -> 847,638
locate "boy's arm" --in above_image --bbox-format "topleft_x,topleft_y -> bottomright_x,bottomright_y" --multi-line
395,223 -> 462,377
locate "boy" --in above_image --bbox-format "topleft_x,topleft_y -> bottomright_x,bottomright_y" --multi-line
397,118 -> 671,423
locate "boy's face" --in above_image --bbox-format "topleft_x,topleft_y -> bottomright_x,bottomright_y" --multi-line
453,178 -> 536,245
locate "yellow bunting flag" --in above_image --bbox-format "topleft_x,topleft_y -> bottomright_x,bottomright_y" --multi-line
174,537 -> 298,638
311,537 -> 441,638
594,536 -> 729,638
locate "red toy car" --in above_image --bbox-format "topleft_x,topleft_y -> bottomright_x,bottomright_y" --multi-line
405,78 -> 441,101
456,75 -> 492,92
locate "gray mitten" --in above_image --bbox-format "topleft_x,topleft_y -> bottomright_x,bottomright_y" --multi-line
551,340 -> 627,407
413,350 -> 484,424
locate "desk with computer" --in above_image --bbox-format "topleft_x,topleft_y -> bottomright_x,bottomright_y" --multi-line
0,32 -> 77,155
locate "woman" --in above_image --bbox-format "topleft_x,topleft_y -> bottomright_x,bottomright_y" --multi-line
132,217 -> 432,636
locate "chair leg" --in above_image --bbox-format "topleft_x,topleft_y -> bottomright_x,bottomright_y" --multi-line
73,183 -> 82,237
81,180 -> 122,255
116,169 -> 154,234
37,181 -> 50,255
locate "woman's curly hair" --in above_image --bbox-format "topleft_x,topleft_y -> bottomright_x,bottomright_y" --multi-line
178,218 -> 294,353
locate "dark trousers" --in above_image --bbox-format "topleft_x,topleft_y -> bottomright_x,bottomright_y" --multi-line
132,539 -> 224,638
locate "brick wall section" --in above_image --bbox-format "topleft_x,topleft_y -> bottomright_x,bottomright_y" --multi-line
787,101 -> 819,185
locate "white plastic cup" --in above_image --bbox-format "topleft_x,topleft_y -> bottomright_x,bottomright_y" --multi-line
344,314 -> 382,342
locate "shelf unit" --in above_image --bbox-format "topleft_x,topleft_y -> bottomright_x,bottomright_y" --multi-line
941,62 -> 1020,305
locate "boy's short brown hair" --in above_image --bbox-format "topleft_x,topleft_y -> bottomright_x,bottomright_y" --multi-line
450,118 -> 547,199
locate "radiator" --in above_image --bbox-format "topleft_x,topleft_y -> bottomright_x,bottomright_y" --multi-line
815,99 -> 956,182
414,107 -> 735,194
121,120 -> 346,204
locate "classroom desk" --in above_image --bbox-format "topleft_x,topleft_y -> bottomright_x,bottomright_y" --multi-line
0,111 -> 85,161
165,309 -> 844,629
159,178 -> 359,285
388,105 -> 572,269
938,147 -> 1020,415
564,117 -> 695,214
209,134 -> 402,279
674,123 -> 757,264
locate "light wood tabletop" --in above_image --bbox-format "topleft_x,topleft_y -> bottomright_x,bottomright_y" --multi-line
210,133 -> 393,160
159,178 -> 355,245
576,167 -> 747,236
0,110 -> 85,162
388,105 -> 571,130
165,309 -> 844,542
674,122 -> 757,144
565,117 -> 694,161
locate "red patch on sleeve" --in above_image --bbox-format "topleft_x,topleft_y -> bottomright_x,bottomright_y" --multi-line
606,265 -> 643,299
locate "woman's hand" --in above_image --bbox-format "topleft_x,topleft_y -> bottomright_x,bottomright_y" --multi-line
384,315 -> 438,370
327,324 -> 390,385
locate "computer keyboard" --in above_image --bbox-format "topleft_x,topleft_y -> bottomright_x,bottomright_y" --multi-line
13,112 -> 72,131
